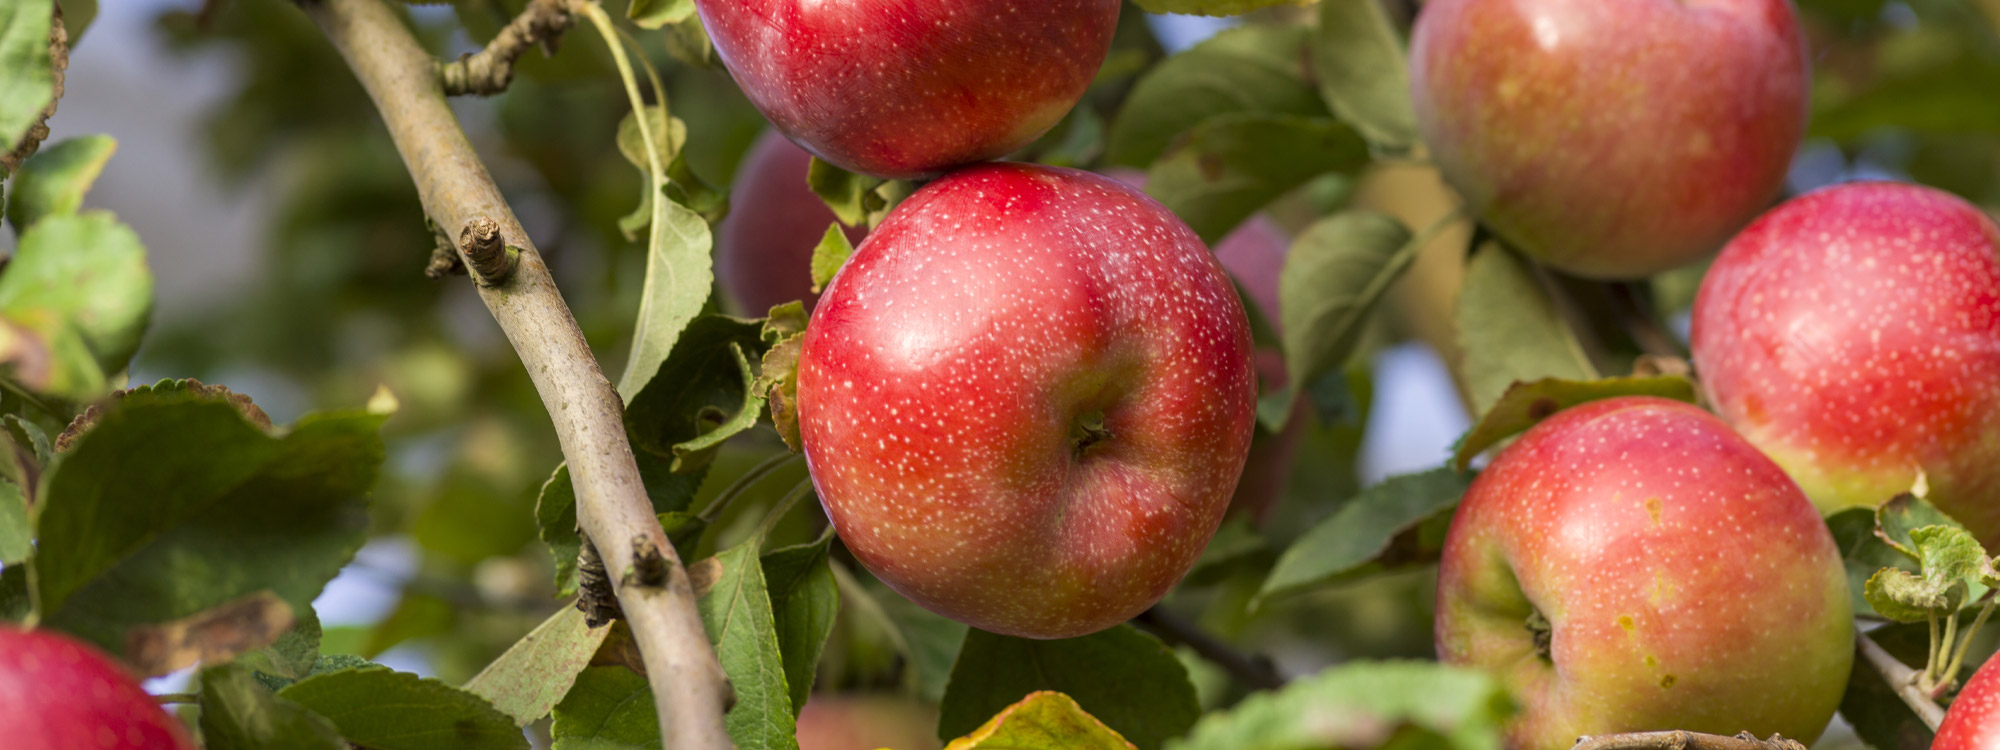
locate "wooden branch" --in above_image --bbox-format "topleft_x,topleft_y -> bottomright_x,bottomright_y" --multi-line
301,1 -> 732,746
1572,731 -> 1807,750
1132,607 -> 1286,691
435,0 -> 573,97
1857,630 -> 1948,730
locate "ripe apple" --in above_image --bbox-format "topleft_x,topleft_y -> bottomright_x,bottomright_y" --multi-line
718,130 -> 869,316
795,163 -> 1257,639
693,0 -> 1121,180
1435,396 -> 1851,749
0,626 -> 196,749
1408,0 -> 1808,279
1690,182 -> 2000,541
795,694 -> 941,750
1937,654 -> 2000,750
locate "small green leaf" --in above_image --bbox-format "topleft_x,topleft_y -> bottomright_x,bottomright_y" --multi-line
0,478 -> 25,565
1166,661 -> 1513,750
0,0 -> 52,152
626,0 -> 695,30
753,303 -> 809,453
1877,493 -> 1964,561
236,605 -> 324,685
279,666 -> 527,750
0,212 -> 152,394
1314,0 -> 1417,149
1269,210 -> 1413,430
198,663 -> 348,750
465,607 -> 612,727
625,314 -> 768,467
552,666 -> 660,749
5,134 -> 116,231
945,691 -> 1137,750
1828,507 -> 1917,619
1456,242 -> 1598,414
616,193 -> 715,401
762,531 -> 838,717
1451,375 -> 1699,471
616,106 -> 687,172
1105,25 -> 1323,167
1128,0 -> 1310,17
1913,525 -> 1988,591
809,223 -> 855,295
698,540 -> 799,750
1146,114 -> 1369,244
1259,468 -> 1472,602
1863,568 -> 1961,623
535,456 -> 705,598
941,626 -> 1199,750
807,156 -> 882,228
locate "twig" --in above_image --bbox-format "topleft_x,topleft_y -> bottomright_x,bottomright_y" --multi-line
1571,730 -> 1807,750
1857,631 -> 1948,730
1943,595 -> 1999,692
2,3 -> 66,173
436,0 -> 574,97
1131,607 -> 1285,691
300,1 -> 732,747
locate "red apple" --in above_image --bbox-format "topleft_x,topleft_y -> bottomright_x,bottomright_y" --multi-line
796,163 -> 1256,639
0,626 -> 196,750
1937,654 -> 2000,750
718,130 -> 869,316
1690,182 -> 2000,542
1435,397 -> 1851,749
795,694 -> 942,750
1409,0 -> 1808,279
693,0 -> 1120,180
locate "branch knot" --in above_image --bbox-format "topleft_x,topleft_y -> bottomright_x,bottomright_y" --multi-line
458,216 -> 518,286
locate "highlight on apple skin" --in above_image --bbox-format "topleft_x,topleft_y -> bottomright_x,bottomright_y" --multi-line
1435,397 -> 1852,750
1691,181 -> 2000,543
795,162 -> 1257,639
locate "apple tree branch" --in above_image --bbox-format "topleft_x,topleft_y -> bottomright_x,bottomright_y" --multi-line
435,0 -> 574,97
1857,630 -> 1948,730
1571,731 -> 1808,750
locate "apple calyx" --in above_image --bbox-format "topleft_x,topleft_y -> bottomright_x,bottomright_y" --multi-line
1070,409 -> 1113,460
1525,609 -> 1553,662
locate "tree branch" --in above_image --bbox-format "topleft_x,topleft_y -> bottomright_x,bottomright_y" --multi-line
301,1 -> 732,747
1571,731 -> 1807,750
1131,607 -> 1286,691
436,0 -> 574,97
1858,630 -> 1948,730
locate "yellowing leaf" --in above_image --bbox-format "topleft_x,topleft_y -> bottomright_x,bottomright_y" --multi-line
945,691 -> 1136,750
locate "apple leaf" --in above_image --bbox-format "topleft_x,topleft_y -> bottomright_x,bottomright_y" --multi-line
615,190 -> 714,402
5,134 -> 116,231
1314,0 -> 1417,150
1104,25 -> 1323,167
278,666 -> 526,750
697,538 -> 800,750
464,606 -> 612,727
198,662 -> 348,750
1267,210 -> 1414,431
762,530 -> 838,718
946,691 -> 1137,750
1450,375 -> 1700,471
1811,55 -> 2000,141
831,561 -> 966,703
1912,525 -> 1988,591
0,0 -> 52,153
807,156 -> 883,228
552,666 -> 662,749
34,385 -> 385,665
235,604 -> 325,687
0,478 -> 24,566
0,212 -> 152,396
1258,468 -> 1473,603
1147,113 -> 1369,244
0,565 -> 25,622
1864,567 -> 1962,623
626,0 -> 694,30
940,625 -> 1199,750
1128,0 -> 1310,17
809,222 -> 854,295
534,456 -> 704,598
1828,507 -> 1919,619
625,314 -> 768,471
123,590 -> 296,678
1877,493 -> 1965,562
1456,241 -> 1599,414
1166,661 -> 1513,750
753,302 -> 809,452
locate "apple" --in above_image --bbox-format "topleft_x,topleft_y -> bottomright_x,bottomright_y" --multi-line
693,0 -> 1121,180
0,626 -> 196,750
795,694 -> 941,750
1435,396 -> 1851,749
1408,0 -> 1808,279
718,130 -> 869,316
1937,654 -> 2000,750
1690,182 -> 2000,542
795,163 -> 1257,639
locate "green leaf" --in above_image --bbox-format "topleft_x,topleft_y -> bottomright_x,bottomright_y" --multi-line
198,663 -> 348,750
626,0 -> 694,30
761,531 -> 837,717
553,666 -> 660,749
279,666 -> 527,750
1456,242 -> 1598,415
1863,567 -> 1963,623
1167,661 -> 1513,750
1913,525 -> 1988,591
809,223 -> 855,295
1,564 -> 28,622
624,314 -> 768,469
831,561 -> 966,703
1105,25 -> 1323,167
1451,375 -> 1699,471
0,0 -> 52,152
466,606 -> 611,727
807,156 -> 882,228
616,192 -> 715,401
535,456 -> 705,598
1812,57 -> 2000,141
1877,493 -> 1963,561
1146,114 -> 1368,244
1828,507 -> 1917,619
941,625 -> 1199,750
1258,468 -> 1472,602
1128,0 -> 1310,17
945,691 -> 1137,750
697,540 -> 798,750
35,388 -> 385,662
59,0 -> 93,44
616,106 -> 687,173
1313,0 -> 1416,150
753,303 -> 809,452
5,135 -> 115,231
359,592 -> 453,659
0,478 -> 25,565
1268,210 -> 1413,430
0,212 -> 152,395
236,605 -> 324,685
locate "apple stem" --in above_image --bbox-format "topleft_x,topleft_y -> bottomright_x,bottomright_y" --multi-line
1933,609 -> 1960,688
699,451 -> 805,523
1939,594 -> 1999,695
1131,607 -> 1285,691
1570,730 -> 1807,750
1856,631 -> 1948,730
754,479 -> 818,540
